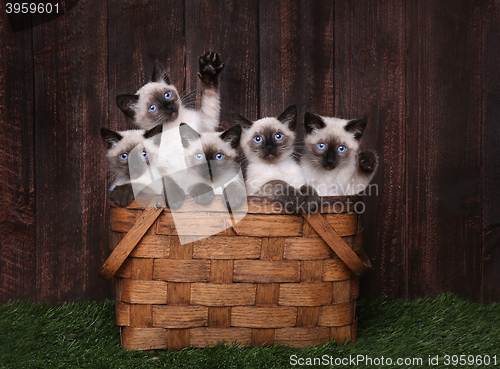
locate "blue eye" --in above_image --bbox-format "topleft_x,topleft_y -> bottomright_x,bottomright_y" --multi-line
253,136 -> 263,143
275,133 -> 283,140
119,153 -> 128,160
140,151 -> 148,159
195,153 -> 204,160
215,153 -> 224,160
148,104 -> 157,112
337,145 -> 347,153
164,92 -> 172,100
317,143 -> 326,150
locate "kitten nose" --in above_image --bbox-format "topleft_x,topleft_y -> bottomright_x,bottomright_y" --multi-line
162,102 -> 175,111
265,139 -> 274,152
326,152 -> 336,166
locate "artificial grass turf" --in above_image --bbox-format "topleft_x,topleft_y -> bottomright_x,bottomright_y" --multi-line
0,294 -> 498,368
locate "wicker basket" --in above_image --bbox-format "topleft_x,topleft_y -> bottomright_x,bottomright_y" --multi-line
99,196 -> 371,350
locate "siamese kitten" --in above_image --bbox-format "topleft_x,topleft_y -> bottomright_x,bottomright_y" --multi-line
301,113 -> 378,196
116,52 -> 224,179
178,123 -> 246,210
100,125 -> 185,209
116,51 -> 224,133
233,105 -> 313,211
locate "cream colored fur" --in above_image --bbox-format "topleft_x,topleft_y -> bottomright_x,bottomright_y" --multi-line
301,116 -> 373,196
241,118 -> 305,196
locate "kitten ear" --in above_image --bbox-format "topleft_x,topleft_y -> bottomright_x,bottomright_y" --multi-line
144,124 -> 163,146
278,104 -> 297,131
221,124 -> 242,150
304,112 -> 325,134
116,94 -> 139,119
179,123 -> 200,148
100,127 -> 123,149
152,59 -> 170,84
345,118 -> 368,140
231,113 -> 253,130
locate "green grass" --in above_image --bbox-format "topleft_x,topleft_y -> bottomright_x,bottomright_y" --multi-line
0,294 -> 499,368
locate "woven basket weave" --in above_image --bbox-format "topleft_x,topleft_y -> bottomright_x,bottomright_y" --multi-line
100,196 -> 370,350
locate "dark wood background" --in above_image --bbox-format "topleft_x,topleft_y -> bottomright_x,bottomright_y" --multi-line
1,0 -> 499,303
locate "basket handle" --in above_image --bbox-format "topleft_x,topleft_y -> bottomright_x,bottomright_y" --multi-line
98,207 -> 163,280
300,211 -> 371,275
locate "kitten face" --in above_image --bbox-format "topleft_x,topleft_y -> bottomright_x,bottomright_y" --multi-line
180,123 -> 241,182
101,125 -> 162,182
235,104 -> 297,164
134,82 -> 181,127
116,61 -> 181,129
304,113 -> 367,170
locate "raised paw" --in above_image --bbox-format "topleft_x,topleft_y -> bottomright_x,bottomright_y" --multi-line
190,183 -> 215,206
358,150 -> 378,173
109,183 -> 135,207
198,51 -> 224,87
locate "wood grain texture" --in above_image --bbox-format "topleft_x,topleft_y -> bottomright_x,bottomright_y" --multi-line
121,279 -> 168,304
115,301 -> 130,326
284,238 -> 334,260
208,306 -> 231,327
233,214 -> 303,237
278,283 -> 332,306
191,283 -> 256,306
154,259 -> 210,282
98,208 -> 162,280
259,0 -> 334,135
318,302 -> 355,327
108,0 -> 185,133
323,259 -> 354,281
130,304 -> 153,327
130,258 -> 153,280
334,0 -> 406,299
300,260 -> 323,282
33,0 -> 109,302
153,305 -> 208,329
302,212 -> 369,275
251,329 -> 275,346
482,0 -> 500,304
406,0 -> 483,299
131,235 -> 170,258
231,306 -> 297,328
0,3 -> 36,302
167,329 -> 190,350
121,327 -> 167,350
193,237 -> 261,259
295,307 -> 320,327
233,260 -> 300,283
255,283 -> 280,306
209,260 -> 234,283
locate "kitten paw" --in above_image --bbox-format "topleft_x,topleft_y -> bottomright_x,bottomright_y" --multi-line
190,183 -> 215,206
222,182 -> 247,211
358,150 -> 378,173
299,185 -> 321,213
163,177 -> 186,210
109,183 -> 135,207
198,51 -> 224,87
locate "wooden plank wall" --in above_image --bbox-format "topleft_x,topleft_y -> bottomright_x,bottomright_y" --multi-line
0,0 -> 499,303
